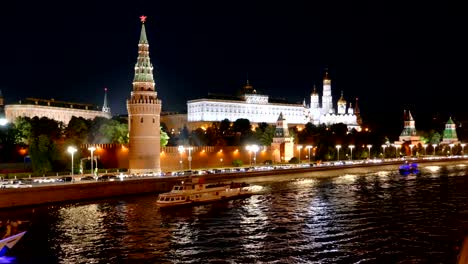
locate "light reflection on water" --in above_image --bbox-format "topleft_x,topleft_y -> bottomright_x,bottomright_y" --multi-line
4,164 -> 468,263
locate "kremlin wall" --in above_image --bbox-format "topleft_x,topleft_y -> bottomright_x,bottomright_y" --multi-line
81,144 -> 281,173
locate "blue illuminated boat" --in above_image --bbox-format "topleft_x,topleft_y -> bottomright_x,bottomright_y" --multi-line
0,231 -> 26,257
399,162 -> 419,176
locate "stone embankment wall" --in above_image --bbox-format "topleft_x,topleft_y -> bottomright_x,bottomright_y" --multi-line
2,159 -> 467,209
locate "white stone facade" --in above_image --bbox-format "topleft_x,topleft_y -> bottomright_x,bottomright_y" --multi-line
187,96 -> 307,125
5,103 -> 111,124
187,74 -> 361,130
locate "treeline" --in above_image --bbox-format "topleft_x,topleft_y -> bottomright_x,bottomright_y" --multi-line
0,116 -> 133,174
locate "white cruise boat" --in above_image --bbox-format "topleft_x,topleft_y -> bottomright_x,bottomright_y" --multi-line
156,177 -> 252,207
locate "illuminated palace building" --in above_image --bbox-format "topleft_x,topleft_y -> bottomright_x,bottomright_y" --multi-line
3,89 -> 111,124
187,71 -> 362,130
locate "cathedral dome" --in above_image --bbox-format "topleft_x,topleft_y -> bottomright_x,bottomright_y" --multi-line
311,85 -> 318,96
337,91 -> 346,105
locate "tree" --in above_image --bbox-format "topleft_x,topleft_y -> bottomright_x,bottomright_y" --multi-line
219,119 -> 231,136
160,127 -> 169,147
13,117 -> 32,144
256,125 -> 275,146
190,128 -> 208,146
65,116 -> 90,145
99,120 -> 129,144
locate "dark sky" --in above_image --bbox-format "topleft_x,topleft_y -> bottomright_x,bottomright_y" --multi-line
1,1 -> 467,134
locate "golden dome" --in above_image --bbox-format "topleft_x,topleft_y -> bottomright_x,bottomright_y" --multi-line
311,85 -> 318,96
337,91 -> 346,105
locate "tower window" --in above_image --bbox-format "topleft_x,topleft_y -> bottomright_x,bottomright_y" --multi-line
141,117 -> 143,123
153,118 -> 155,123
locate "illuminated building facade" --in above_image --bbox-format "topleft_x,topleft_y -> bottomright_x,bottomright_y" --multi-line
126,16 -> 162,174
306,71 -> 361,129
187,71 -> 362,130
4,91 -> 111,125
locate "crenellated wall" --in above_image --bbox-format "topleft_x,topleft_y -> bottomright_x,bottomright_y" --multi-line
80,144 -> 281,172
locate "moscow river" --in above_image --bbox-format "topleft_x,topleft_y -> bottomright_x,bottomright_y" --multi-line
2,163 -> 468,263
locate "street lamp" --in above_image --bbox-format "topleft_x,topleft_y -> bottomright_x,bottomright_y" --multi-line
187,146 -> 193,170
366,144 -> 372,159
395,144 -> 401,158
449,143 -> 454,156
251,145 -> 259,166
461,143 -> 466,156
381,144 -> 387,159
423,144 -> 428,156
409,144 -> 414,157
67,146 -> 77,178
246,145 -> 252,166
336,145 -> 341,162
88,146 -> 96,176
297,145 -> 303,163
349,145 -> 355,161
306,145 -> 313,163
178,145 -> 185,170
432,144 -> 437,156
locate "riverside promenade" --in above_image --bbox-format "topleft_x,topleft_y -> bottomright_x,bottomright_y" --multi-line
1,158 -> 467,209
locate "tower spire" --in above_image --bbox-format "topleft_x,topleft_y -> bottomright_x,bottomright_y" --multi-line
102,87 -> 110,113
133,16 -> 154,86
127,16 -> 162,174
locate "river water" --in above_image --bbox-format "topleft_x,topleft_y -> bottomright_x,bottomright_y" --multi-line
2,163 -> 468,263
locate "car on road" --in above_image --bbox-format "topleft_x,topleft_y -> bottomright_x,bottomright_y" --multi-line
80,176 -> 95,181
57,176 -> 73,182
97,175 -> 117,181
33,177 -> 56,184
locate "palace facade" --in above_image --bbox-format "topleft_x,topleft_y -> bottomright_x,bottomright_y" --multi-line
4,90 -> 111,125
187,71 -> 362,130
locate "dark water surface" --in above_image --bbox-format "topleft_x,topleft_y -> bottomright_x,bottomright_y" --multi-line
3,163 -> 468,263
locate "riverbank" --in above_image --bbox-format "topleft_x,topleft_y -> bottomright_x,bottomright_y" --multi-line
1,158 -> 467,209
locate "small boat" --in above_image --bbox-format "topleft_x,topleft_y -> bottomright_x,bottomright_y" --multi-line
156,177 -> 253,207
0,231 -> 27,257
399,162 -> 419,176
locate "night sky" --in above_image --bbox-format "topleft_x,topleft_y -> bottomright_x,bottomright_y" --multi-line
1,1 -> 467,135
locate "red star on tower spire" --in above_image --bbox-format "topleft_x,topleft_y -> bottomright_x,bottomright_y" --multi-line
140,15 -> 147,23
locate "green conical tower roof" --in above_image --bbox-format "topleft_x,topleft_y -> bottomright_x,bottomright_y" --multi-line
139,23 -> 148,44
443,117 -> 458,142
133,16 -> 155,85
446,116 -> 455,124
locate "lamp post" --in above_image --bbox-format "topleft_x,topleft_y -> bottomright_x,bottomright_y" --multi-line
395,144 -> 401,158
461,143 -> 466,156
178,145 -> 184,170
187,146 -> 193,170
246,145 -> 252,166
423,144 -> 428,156
366,144 -> 372,159
336,145 -> 341,162
67,146 -> 77,178
297,145 -> 303,163
251,145 -> 259,166
449,143 -> 454,156
409,144 -> 414,157
349,145 -> 355,161
381,144 -> 387,159
88,146 -> 96,176
306,145 -> 312,163
432,144 -> 437,156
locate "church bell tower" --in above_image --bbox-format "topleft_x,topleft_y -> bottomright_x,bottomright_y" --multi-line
126,16 -> 162,174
